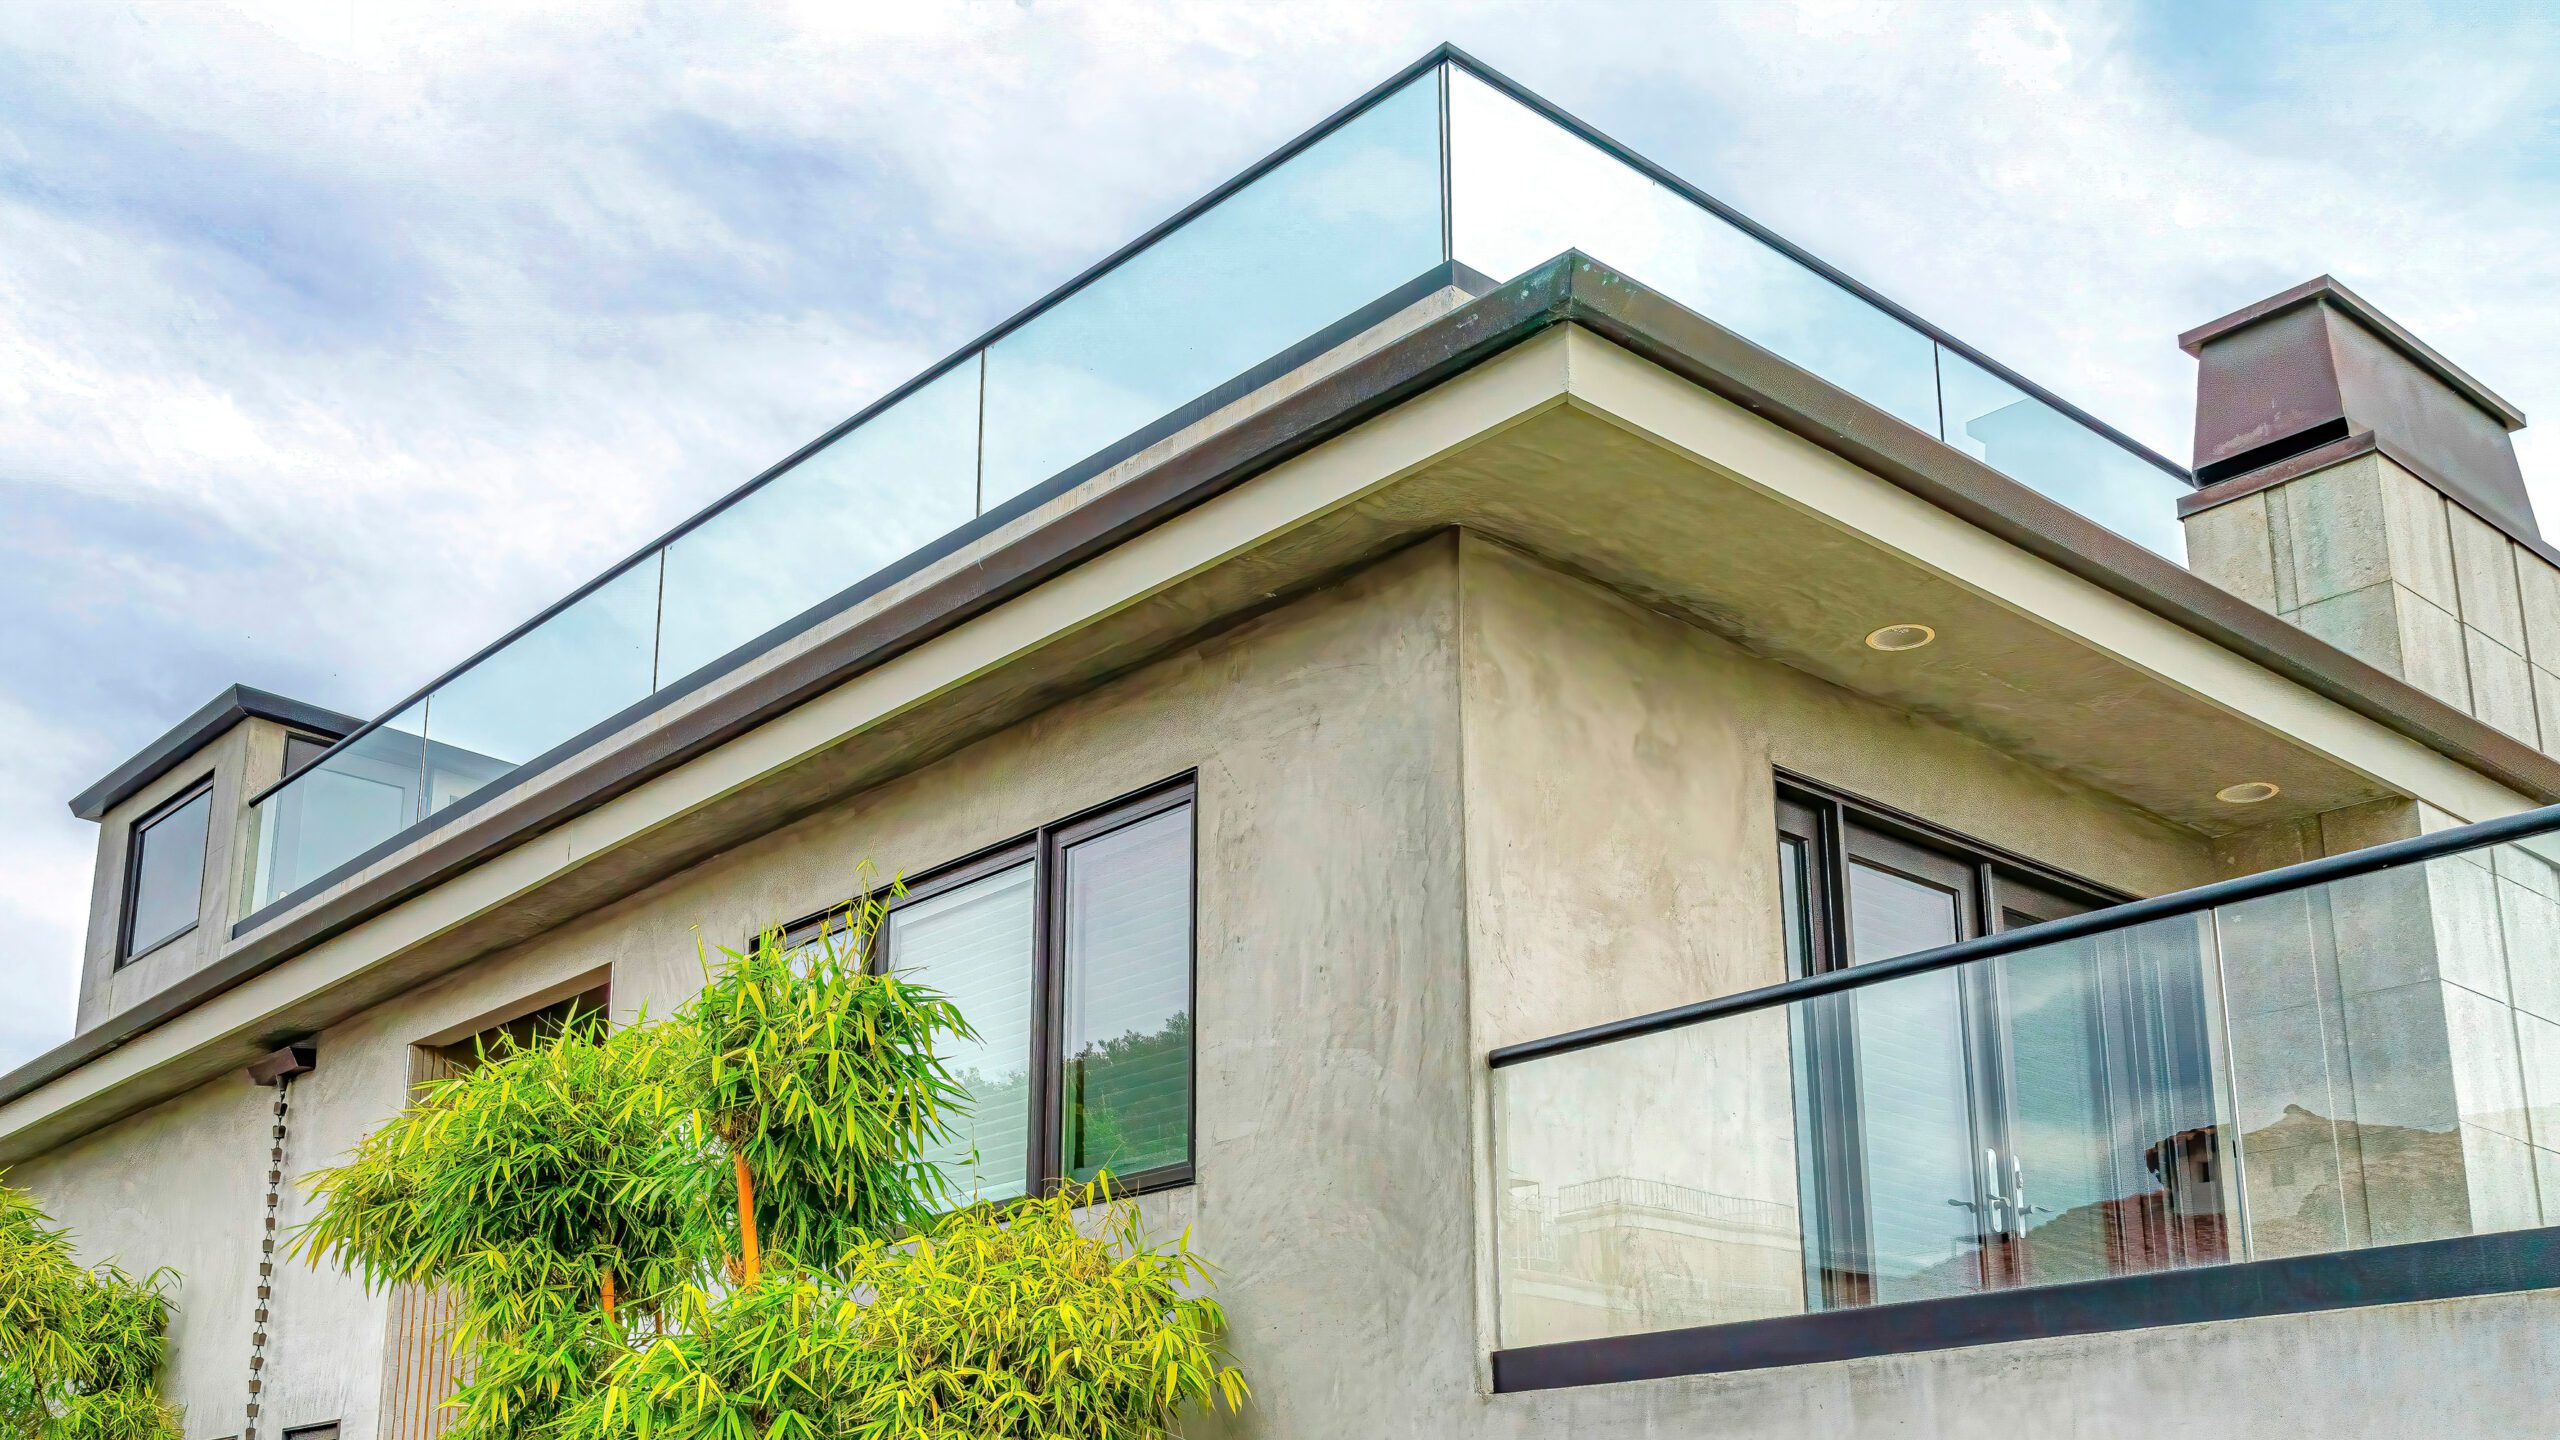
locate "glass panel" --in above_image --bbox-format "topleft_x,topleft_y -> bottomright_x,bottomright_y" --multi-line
1495,1008 -> 1806,1348
1839,862 -> 1983,1304
657,362 -> 982,685
125,789 -> 211,956
1995,920 -> 2231,1289
979,71 -> 1445,510
1936,347 -> 2189,560
423,556 -> 662,816
887,863 -> 1036,1205
1059,806 -> 1194,1184
250,703 -> 426,907
1448,67 -> 1940,434
2217,852 -> 2554,1256
1493,838 -> 2560,1351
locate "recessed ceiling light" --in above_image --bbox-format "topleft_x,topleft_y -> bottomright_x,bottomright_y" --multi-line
2215,781 -> 2281,805
1865,623 -> 1937,653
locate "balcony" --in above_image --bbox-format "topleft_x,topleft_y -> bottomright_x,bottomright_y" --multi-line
1489,805 -> 2560,1388
239,47 -> 2193,921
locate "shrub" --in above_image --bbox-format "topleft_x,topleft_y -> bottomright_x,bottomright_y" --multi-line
841,1181 -> 1245,1440
297,1014 -> 710,1325
296,1014 -> 713,1439
676,897 -> 973,1275
0,1178 -> 180,1440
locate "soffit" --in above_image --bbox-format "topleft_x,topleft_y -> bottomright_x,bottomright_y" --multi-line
6,260 -> 2538,1158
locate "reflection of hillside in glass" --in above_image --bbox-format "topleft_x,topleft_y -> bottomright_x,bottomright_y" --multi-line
1884,1107 -> 2477,1297
2235,1105 -> 2471,1258
1065,1014 -> 1193,1183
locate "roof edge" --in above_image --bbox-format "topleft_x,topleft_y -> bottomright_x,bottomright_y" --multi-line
14,251 -> 2559,1141
68,686 -> 363,821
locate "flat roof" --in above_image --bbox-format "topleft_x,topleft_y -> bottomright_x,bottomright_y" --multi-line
68,685 -> 362,822
6,252 -> 2552,1151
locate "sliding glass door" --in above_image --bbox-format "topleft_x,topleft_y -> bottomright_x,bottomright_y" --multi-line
1781,784 -> 2229,1311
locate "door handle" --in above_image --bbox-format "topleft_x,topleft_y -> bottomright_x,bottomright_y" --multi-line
2010,1154 -> 2050,1220
1981,1148 -> 2009,1234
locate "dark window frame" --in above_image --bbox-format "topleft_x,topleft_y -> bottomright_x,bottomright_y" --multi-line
280,729 -> 336,782
116,774 -> 217,967
778,774 -> 1200,1203
1773,774 -> 2124,984
1775,774 -> 2134,1309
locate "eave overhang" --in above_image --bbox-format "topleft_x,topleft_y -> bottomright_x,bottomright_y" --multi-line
5,252 -> 2554,1161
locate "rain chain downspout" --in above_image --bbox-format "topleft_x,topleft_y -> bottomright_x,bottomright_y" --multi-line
242,1045 -> 318,1440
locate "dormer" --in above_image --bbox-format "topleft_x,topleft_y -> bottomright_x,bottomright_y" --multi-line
65,686 -> 359,1036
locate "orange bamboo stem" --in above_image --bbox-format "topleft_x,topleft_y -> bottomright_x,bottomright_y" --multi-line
732,1149 -> 761,1285
600,1266 -> 617,1322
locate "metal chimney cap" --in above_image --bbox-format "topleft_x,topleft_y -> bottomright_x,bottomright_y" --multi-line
2180,275 -> 2524,431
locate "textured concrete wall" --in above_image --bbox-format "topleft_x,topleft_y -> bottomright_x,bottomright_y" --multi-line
6,1064 -> 270,1432
19,535 -> 2560,1440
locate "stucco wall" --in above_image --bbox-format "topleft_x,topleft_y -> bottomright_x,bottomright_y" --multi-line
7,1063 -> 270,1433
17,533 -> 2559,1440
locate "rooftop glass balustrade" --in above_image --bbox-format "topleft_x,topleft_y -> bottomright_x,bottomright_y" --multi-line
1490,809 -> 2560,1357
242,50 -> 2195,919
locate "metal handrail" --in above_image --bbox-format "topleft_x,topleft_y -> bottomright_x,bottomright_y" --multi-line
1489,798 -> 2560,1068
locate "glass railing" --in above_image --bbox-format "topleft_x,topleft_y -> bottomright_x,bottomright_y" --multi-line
1491,813 -> 2560,1352
243,52 -> 2194,916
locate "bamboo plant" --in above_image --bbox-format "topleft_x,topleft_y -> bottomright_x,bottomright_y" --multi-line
299,867 -> 1248,1440
294,1013 -> 712,1440
0,1176 -> 182,1440
671,892 -> 972,1277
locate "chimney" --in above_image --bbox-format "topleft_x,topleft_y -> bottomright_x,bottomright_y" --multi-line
2184,287 -> 2553,1259
2182,276 -> 2533,535
2179,277 -> 2558,752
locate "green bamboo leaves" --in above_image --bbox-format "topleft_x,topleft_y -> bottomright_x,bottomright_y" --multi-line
295,1013 -> 715,1440
837,1181 -> 1246,1439
557,1183 -> 1244,1440
679,900 -> 973,1272
297,1013 -> 713,1327
299,872 -> 1246,1440
0,1178 -> 181,1440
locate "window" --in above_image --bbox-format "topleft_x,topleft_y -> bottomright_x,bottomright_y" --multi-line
1775,779 -> 2224,1311
787,777 -> 1197,1203
120,780 -> 213,962
282,731 -> 334,780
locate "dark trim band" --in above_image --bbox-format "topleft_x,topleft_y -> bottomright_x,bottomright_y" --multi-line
1491,1225 -> 2560,1391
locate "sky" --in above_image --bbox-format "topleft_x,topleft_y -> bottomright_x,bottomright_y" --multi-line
5,0 -> 2560,1071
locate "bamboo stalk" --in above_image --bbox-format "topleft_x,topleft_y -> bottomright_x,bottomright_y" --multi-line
732,1150 -> 761,1285
600,1266 -> 617,1323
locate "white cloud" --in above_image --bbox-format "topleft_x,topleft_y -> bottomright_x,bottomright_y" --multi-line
3,0 -> 2557,1069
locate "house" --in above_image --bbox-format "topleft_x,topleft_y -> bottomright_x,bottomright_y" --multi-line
10,44 -> 2559,1437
